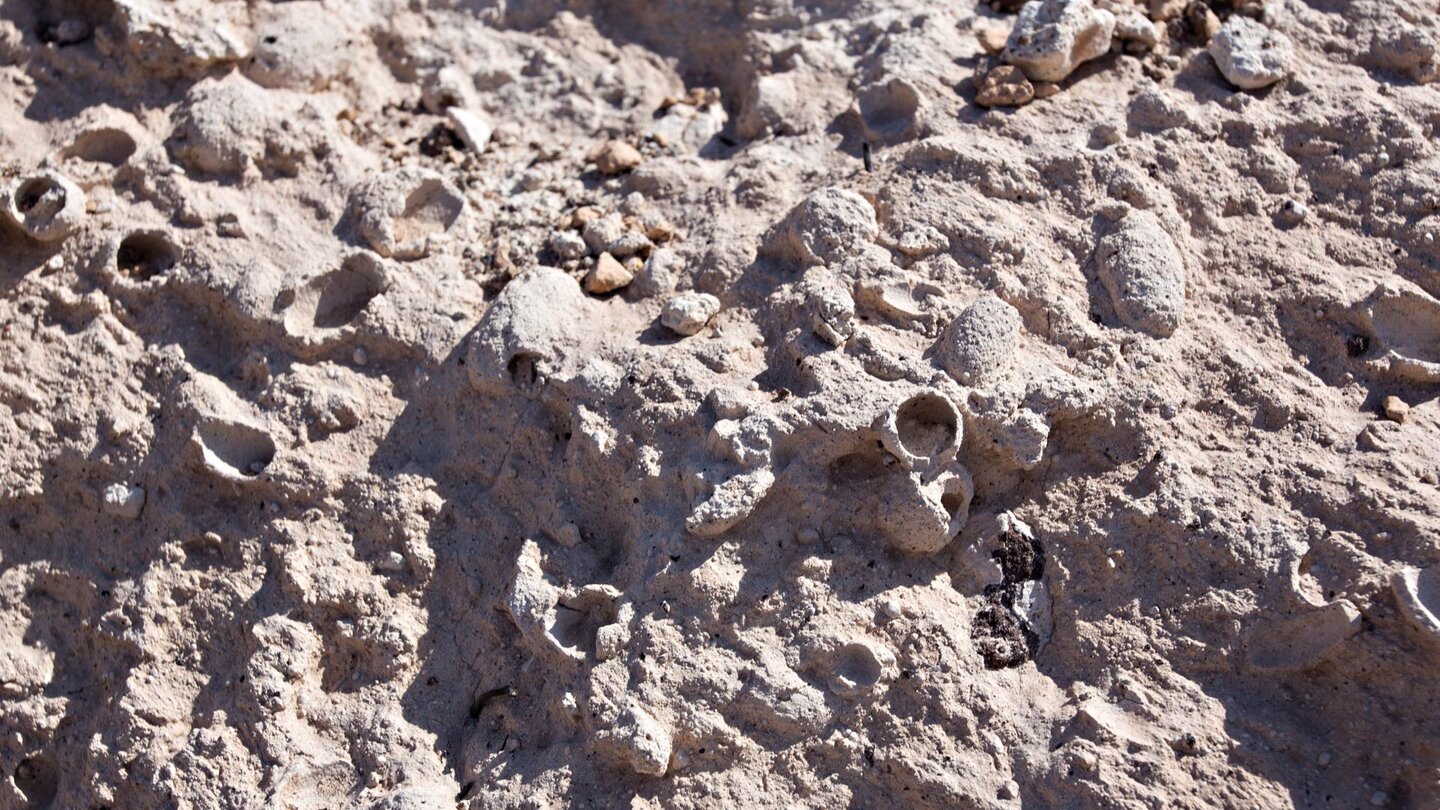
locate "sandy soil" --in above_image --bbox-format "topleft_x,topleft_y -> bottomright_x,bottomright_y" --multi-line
2,0 -> 1439,807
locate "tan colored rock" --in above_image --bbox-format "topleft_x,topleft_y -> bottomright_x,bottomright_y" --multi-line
976,26 -> 1009,55
1186,1 -> 1220,42
593,139 -> 642,175
976,65 -> 1035,108
1382,395 -> 1410,423
584,252 -> 634,294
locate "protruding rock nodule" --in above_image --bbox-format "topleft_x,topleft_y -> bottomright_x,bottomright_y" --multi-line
777,187 -> 879,266
1096,209 -> 1186,337
467,267 -> 589,394
350,168 -> 466,260
1209,16 -> 1294,91
938,294 -> 1022,386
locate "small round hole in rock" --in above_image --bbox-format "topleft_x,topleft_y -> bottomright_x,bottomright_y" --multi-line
65,128 -> 138,166
14,755 -> 58,807
894,393 -> 958,460
117,232 -> 179,280
312,258 -> 385,329
196,420 -> 276,479
16,176 -> 64,215
507,353 -> 540,387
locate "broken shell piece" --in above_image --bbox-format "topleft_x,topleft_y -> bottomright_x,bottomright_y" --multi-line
506,542 -> 626,662
351,168 -> 466,260
193,419 -> 277,481
1393,566 -> 1440,644
876,389 -> 963,473
467,266 -> 588,393
1003,0 -> 1117,82
937,293 -> 1022,386
1096,209 -> 1186,337
1356,282 -> 1440,383
1245,600 -> 1362,671
686,468 -> 775,537
2,170 -> 86,243
827,640 -> 897,697
552,585 -> 625,661
880,467 -> 975,554
777,187 -> 879,266
662,292 -> 721,336
856,278 -> 933,322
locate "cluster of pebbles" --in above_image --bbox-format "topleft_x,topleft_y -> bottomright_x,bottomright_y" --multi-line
973,0 -> 1302,107
2,0 -> 1440,808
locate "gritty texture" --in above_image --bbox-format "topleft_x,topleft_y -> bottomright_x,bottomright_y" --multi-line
2,0 -> 1440,808
1095,207 -> 1188,337
1208,15 -> 1295,90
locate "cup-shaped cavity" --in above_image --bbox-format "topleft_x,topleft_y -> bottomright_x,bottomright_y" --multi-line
353,168 -> 466,260
882,467 -> 974,555
827,640 -> 895,697
1393,566 -> 1440,643
63,127 -> 138,166
877,389 -> 962,473
547,585 -> 623,660
194,419 -> 276,481
282,253 -> 388,335
3,170 -> 86,243
116,231 -> 180,280
1361,284 -> 1440,382
857,77 -> 924,143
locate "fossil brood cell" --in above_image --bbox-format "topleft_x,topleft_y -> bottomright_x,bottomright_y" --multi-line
467,266 -> 590,394
2,170 -> 86,243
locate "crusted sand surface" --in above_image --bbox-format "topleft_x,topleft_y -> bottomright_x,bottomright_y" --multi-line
2,1 -> 1440,807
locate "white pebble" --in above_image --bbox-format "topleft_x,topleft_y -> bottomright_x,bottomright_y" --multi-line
447,107 -> 493,153
661,292 -> 721,337
101,483 -> 146,520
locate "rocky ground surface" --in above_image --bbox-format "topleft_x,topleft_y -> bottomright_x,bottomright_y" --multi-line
2,0 -> 1439,808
